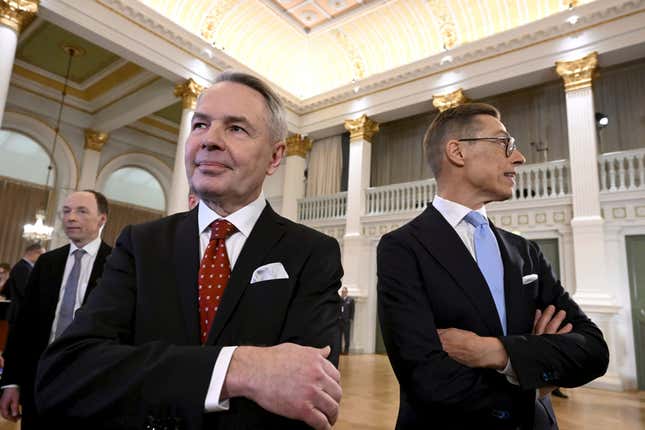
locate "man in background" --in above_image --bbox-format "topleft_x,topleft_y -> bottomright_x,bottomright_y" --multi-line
0,190 -> 111,429
4,243 -> 45,324
339,286 -> 355,354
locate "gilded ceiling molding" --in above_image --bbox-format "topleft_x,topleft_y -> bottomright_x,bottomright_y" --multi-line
432,88 -> 467,112
427,0 -> 459,49
84,129 -> 109,151
200,0 -> 237,44
285,134 -> 312,158
344,115 -> 379,143
0,0 -> 38,33
555,52 -> 598,92
173,79 -> 204,110
332,29 -> 366,80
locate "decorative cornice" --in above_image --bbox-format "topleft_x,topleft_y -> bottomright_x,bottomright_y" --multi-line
344,115 -> 379,142
0,0 -> 38,33
555,52 -> 599,92
174,79 -> 204,110
97,0 -> 645,114
432,88 -> 467,112
84,129 -> 109,151
285,134 -> 312,158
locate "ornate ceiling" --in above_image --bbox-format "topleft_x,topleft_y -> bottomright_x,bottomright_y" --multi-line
139,0 -> 595,99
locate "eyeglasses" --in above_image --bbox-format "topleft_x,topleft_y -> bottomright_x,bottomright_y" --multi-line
457,136 -> 517,157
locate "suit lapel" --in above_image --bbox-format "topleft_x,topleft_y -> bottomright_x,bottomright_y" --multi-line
493,226 -> 533,336
207,204 -> 286,345
413,206 -> 504,336
173,208 -> 201,344
43,245 -> 71,327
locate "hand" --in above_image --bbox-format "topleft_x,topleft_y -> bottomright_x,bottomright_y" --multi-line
437,328 -> 508,370
223,343 -> 341,430
0,387 -> 21,422
533,305 -> 573,335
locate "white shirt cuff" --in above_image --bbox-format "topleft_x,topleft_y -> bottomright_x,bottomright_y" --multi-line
0,385 -> 18,390
204,346 -> 237,412
497,358 -> 519,385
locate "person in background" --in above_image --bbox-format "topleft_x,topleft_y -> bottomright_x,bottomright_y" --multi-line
4,243 -> 45,324
0,263 -> 10,299
0,190 -> 112,429
339,286 -> 355,355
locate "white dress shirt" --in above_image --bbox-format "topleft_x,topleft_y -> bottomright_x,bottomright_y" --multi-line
431,195 -> 518,384
49,236 -> 103,344
198,193 -> 267,412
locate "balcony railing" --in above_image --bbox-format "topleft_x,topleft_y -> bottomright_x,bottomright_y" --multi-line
366,179 -> 436,215
599,148 -> 645,192
511,159 -> 570,200
297,192 -> 347,222
297,150 -> 645,223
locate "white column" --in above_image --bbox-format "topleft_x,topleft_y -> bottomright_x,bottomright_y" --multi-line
0,1 -> 38,125
342,115 -> 379,353
167,79 -> 202,215
78,129 -> 108,190
556,52 -> 622,390
281,134 -> 311,221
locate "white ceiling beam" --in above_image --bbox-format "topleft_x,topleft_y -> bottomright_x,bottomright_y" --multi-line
91,79 -> 177,133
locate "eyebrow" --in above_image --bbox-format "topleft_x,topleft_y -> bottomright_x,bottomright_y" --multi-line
191,112 -> 258,134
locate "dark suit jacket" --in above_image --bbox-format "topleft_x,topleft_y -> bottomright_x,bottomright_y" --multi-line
35,204 -> 343,430
377,205 -> 609,430
1,241 -> 112,422
340,296 -> 355,321
5,258 -> 34,324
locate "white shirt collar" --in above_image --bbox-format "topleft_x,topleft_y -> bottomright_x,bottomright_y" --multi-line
432,194 -> 488,228
69,235 -> 102,257
197,192 -> 267,238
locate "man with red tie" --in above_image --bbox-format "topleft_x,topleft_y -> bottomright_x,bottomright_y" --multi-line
36,71 -> 343,430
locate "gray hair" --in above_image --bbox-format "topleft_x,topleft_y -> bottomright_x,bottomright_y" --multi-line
207,71 -> 288,143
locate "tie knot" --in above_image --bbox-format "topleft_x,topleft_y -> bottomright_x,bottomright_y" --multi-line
210,219 -> 237,240
463,211 -> 488,228
72,249 -> 86,261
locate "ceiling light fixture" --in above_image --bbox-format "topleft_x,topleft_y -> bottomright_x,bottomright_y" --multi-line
566,14 -> 579,25
440,54 -> 453,65
23,44 -> 83,243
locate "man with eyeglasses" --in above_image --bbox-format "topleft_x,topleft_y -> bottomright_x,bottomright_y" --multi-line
377,103 -> 608,429
0,190 -> 112,429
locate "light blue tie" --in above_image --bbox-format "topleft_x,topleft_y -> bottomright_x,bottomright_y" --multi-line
463,211 -> 507,335
55,249 -> 85,339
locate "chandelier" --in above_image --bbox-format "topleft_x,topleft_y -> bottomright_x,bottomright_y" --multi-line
23,44 -> 83,242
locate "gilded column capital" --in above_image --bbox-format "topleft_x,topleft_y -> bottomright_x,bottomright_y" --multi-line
84,129 -> 109,152
0,0 -> 38,33
556,52 -> 598,92
174,79 -> 204,110
344,114 -> 379,142
285,134 -> 312,158
432,88 -> 467,112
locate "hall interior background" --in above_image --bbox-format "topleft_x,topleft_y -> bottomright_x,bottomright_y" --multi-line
1,0 -> 645,409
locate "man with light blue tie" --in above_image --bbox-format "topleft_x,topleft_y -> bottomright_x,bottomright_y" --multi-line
377,103 -> 609,429
0,190 -> 111,429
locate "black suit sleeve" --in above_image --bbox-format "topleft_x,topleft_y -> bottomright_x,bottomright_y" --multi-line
377,233 -> 520,415
499,240 -> 609,390
279,234 -> 343,366
35,226 -> 221,425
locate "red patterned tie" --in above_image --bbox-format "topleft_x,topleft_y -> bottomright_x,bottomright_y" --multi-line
198,219 -> 237,344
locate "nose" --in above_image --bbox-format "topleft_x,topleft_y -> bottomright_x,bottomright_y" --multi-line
201,123 -> 226,151
512,149 -> 526,165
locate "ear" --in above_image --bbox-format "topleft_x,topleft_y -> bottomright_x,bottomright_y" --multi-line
266,140 -> 286,176
445,139 -> 465,168
98,213 -> 107,229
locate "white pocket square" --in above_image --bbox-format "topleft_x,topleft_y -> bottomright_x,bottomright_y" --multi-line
522,274 -> 539,285
250,262 -> 289,284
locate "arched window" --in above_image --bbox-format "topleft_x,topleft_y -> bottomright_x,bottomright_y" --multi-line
102,166 -> 165,211
0,130 -> 53,185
